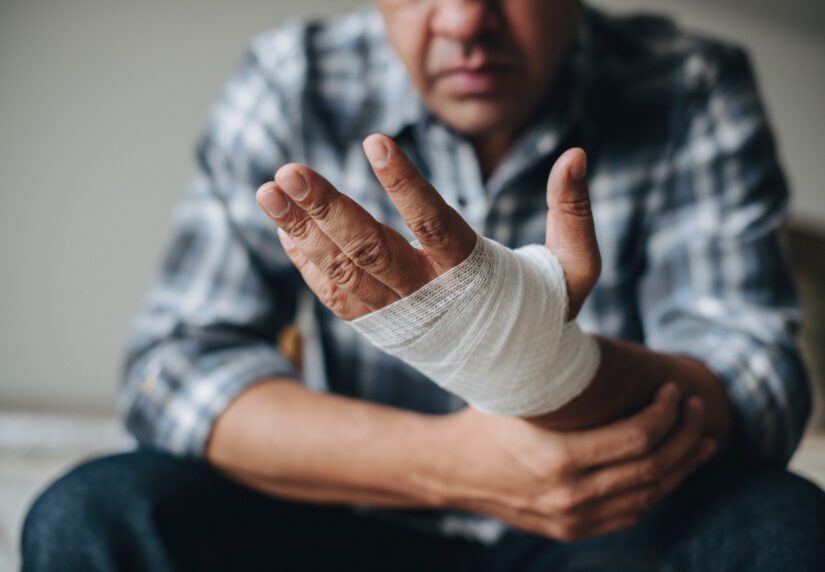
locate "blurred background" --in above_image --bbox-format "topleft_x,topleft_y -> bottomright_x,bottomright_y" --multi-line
1,0 -> 823,569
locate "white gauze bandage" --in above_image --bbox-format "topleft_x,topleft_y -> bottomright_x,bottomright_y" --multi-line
347,234 -> 601,416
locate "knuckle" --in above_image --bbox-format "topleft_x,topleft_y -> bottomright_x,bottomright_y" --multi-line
556,196 -> 593,219
349,231 -> 392,273
552,448 -> 577,476
381,172 -> 409,195
627,428 -> 653,455
326,255 -> 361,290
304,194 -> 338,221
319,283 -> 345,312
286,215 -> 314,241
408,214 -> 452,248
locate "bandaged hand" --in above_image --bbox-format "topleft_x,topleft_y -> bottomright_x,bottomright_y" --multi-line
257,134 -> 602,416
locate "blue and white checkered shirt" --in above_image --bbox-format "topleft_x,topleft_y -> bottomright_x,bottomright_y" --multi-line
121,5 -> 810,472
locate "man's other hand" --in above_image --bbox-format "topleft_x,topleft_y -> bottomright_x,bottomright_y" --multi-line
255,133 -> 600,321
438,383 -> 717,541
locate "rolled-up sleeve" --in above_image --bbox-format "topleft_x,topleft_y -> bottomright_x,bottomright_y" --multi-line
120,40 -> 305,456
639,47 -> 810,464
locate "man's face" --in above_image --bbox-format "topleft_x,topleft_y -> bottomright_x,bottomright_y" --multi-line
374,0 -> 579,138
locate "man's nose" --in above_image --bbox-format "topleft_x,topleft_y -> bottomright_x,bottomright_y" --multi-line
431,0 -> 498,44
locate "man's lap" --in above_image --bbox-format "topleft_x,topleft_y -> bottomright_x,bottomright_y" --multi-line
20,449 -> 486,571
21,448 -> 825,571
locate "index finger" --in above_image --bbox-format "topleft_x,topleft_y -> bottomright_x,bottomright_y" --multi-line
563,383 -> 682,470
363,134 -> 477,272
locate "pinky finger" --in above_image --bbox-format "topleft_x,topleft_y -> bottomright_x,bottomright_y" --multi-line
279,228 -> 371,320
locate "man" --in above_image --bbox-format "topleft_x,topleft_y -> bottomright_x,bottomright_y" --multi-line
22,1 -> 825,570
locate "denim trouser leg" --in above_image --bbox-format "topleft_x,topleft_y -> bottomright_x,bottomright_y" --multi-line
20,449 -> 485,572
21,448 -> 825,571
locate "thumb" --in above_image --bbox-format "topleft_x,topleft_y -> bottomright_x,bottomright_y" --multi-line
545,148 -> 601,320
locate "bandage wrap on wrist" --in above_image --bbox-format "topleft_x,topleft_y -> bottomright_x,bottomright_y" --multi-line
347,235 -> 601,416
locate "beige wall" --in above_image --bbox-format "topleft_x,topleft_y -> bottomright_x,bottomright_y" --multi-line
2,0 -> 823,414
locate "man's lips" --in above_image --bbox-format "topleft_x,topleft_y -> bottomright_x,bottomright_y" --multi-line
434,64 -> 516,96
433,56 -> 516,96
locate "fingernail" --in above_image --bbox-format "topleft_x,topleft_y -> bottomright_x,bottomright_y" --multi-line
277,170 -> 309,201
569,150 -> 587,181
259,187 -> 290,218
363,136 -> 389,168
277,227 -> 294,249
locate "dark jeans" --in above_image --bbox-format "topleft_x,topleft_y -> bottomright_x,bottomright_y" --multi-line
21,448 -> 825,571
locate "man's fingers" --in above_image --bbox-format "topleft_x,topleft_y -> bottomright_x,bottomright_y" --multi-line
363,133 -> 477,272
544,148 -> 601,320
575,397 -> 707,499
258,182 -> 399,311
564,383 -> 682,469
493,433 -> 713,542
576,437 -> 716,529
272,164 -> 433,297
277,229 -> 371,321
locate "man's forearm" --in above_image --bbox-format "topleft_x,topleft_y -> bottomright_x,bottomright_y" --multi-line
229,469 -> 429,507
205,336 -> 734,510
531,336 -> 734,451
206,379 -> 452,508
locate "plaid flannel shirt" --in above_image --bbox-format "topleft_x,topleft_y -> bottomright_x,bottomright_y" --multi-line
122,4 -> 810,475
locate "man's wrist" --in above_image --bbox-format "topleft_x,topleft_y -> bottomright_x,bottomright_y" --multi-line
416,409 -> 517,513
392,409 -> 482,511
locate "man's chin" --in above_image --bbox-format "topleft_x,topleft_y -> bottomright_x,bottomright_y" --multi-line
430,97 -> 523,138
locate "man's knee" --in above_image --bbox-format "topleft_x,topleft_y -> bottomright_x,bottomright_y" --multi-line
25,456 -> 119,542
21,450 -> 204,570
732,468 -> 825,541
669,463 -> 825,571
